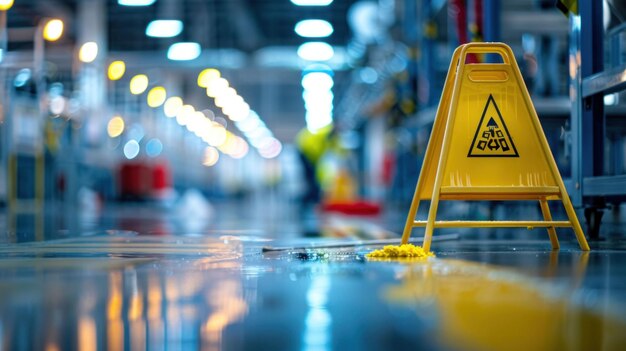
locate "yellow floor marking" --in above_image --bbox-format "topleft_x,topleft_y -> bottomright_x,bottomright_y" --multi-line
384,257 -> 625,351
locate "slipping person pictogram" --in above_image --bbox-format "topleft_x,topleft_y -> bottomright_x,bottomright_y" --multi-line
468,94 -> 519,157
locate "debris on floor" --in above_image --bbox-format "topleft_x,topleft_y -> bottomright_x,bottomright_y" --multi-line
366,244 -> 435,259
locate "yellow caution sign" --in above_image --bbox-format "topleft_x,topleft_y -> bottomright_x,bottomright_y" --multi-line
402,42 -> 589,252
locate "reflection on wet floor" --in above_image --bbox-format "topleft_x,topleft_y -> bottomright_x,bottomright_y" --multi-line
385,256 -> 626,351
0,231 -> 625,350
1,201 -> 626,350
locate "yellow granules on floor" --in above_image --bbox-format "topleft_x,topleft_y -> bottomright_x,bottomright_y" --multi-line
366,244 -> 435,259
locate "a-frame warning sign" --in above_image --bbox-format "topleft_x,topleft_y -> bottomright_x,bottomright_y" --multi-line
401,42 -> 589,252
467,94 -> 519,157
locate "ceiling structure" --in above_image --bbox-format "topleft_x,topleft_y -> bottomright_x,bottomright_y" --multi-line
5,0 -> 363,141
3,0 -> 576,142
6,0 -> 359,55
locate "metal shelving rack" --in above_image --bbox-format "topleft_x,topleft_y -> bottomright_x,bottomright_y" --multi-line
569,1 -> 626,238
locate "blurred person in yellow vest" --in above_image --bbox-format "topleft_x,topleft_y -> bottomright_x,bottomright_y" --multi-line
295,125 -> 334,205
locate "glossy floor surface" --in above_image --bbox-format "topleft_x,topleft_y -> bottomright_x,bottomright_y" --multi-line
1,198 -> 626,350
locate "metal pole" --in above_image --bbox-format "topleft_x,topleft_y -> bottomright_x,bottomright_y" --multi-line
0,10 -> 7,62
34,22 -> 45,209
0,10 -> 7,205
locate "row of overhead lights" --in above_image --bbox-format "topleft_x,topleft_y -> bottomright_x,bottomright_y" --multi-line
106,62 -> 251,165
117,0 -> 337,62
116,1 -> 199,61
302,66 -> 334,132
120,0 -> 339,139
290,0 -> 336,132
293,1 -> 335,62
106,61 -> 281,165
197,69 -> 282,159
0,2 -> 279,166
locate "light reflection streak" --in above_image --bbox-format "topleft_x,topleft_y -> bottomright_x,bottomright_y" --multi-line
201,280 -> 248,351
121,269 -> 147,350
78,316 -> 97,351
107,271 -> 124,351
302,274 -> 332,351
148,273 -> 163,320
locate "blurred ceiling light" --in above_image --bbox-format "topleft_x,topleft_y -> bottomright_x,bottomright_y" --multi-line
118,0 -> 156,6
123,140 -> 140,160
206,77 -> 229,98
176,104 -> 195,126
129,74 -> 149,95
214,86 -> 237,99
248,131 -> 272,149
235,111 -> 261,132
297,42 -> 334,61
0,0 -> 14,11
207,124 -> 227,147
358,67 -> 378,84
224,102 -> 250,122
107,61 -> 126,80
215,94 -> 241,115
43,19 -> 64,42
229,138 -> 249,159
78,42 -> 98,63
13,69 -> 32,88
167,42 -> 201,61
107,115 -> 125,138
147,86 -> 167,107
146,138 -> 163,158
295,20 -> 334,38
186,111 -> 206,134
146,20 -> 183,38
290,0 -> 333,6
49,96 -> 66,115
163,96 -> 183,117
303,89 -> 334,103
259,138 -> 283,159
203,146 -> 220,167
306,111 -> 333,132
301,71 -> 334,90
197,68 -> 221,88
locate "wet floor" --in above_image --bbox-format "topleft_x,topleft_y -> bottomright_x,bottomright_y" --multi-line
1,201 -> 626,350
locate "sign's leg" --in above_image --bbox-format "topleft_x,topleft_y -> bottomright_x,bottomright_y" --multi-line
401,192 -> 421,244
562,196 -> 591,251
423,195 -> 441,253
539,199 -> 560,250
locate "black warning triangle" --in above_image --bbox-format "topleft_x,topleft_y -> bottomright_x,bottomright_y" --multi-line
467,94 -> 519,157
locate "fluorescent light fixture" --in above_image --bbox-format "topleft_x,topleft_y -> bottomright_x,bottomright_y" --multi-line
297,42 -> 334,61
301,71 -> 334,90
146,20 -> 183,38
118,0 -> 156,6
167,42 -> 201,61
290,0 -> 333,6
295,19 -> 333,38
